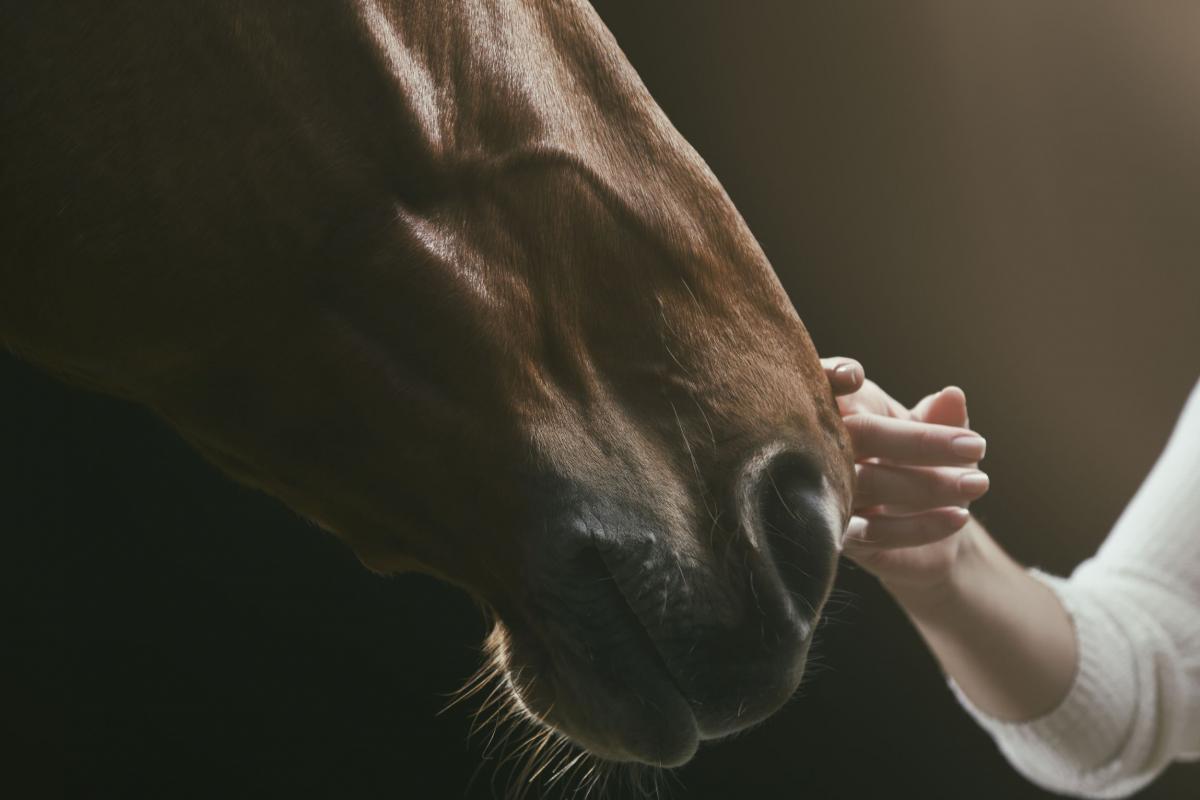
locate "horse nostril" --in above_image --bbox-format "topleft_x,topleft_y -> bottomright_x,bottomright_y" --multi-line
756,453 -> 838,614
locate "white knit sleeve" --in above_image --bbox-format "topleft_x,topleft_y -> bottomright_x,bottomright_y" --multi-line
951,379 -> 1200,799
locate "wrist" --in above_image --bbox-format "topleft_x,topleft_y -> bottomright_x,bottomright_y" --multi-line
882,520 -> 1079,721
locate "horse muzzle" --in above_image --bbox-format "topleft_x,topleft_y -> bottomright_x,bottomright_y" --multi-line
488,448 -> 844,766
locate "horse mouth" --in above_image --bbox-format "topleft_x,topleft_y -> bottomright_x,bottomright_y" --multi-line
490,545 -> 702,767
594,548 -> 694,701
589,546 -> 702,750
488,544 -> 820,768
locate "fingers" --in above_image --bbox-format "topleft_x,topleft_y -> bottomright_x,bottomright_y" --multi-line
820,357 -> 864,397
844,414 -> 986,466
837,381 -> 983,558
854,462 -> 989,511
843,507 -> 969,549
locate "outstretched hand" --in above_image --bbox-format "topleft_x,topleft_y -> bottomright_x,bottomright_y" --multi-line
820,358 -> 989,591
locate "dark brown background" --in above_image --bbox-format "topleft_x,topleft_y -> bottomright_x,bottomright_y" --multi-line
4,2 -> 1198,798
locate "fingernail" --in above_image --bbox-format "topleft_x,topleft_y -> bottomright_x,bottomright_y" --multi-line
842,516 -> 867,544
951,435 -> 986,460
835,363 -> 862,383
958,471 -> 990,496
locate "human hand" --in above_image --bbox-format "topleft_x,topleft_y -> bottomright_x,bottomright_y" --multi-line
821,358 -> 989,594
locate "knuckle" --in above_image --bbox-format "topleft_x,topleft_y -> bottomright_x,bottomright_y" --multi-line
846,414 -> 876,445
919,426 -> 940,456
847,413 -> 873,433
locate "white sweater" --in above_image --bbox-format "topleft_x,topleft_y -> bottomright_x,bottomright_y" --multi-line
954,379 -> 1200,798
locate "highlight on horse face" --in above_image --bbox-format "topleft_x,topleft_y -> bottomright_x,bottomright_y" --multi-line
2,0 -> 854,772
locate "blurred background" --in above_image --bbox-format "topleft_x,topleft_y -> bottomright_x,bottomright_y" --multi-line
4,2 -> 1198,798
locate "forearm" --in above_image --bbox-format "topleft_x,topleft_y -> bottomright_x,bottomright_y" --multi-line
887,519 -> 1078,721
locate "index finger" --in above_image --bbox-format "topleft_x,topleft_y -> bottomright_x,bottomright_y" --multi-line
843,414 -> 986,466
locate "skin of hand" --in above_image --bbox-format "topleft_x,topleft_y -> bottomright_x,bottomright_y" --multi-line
820,357 -> 990,597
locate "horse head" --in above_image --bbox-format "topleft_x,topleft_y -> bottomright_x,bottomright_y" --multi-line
1,0 -> 853,767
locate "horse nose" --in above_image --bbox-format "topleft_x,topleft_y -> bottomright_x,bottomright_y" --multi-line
673,450 -> 841,740
753,451 -> 840,621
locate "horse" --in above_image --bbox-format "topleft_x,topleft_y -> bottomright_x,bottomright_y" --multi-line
1,0 -> 853,773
